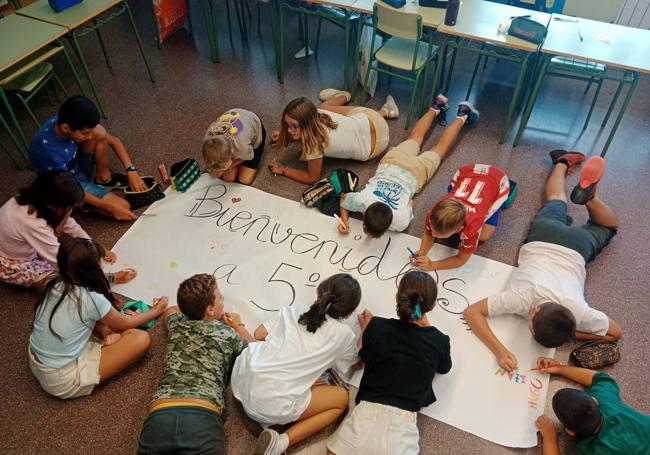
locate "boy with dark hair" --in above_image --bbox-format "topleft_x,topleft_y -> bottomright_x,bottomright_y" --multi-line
29,96 -> 148,221
137,273 -> 255,455
362,202 -> 393,239
534,358 -> 650,455
464,151 -> 622,372
338,95 -> 479,238
411,163 -> 511,271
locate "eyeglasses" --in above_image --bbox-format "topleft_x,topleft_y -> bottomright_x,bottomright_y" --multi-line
286,123 -> 301,131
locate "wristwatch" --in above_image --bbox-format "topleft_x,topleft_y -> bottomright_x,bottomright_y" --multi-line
126,165 -> 137,173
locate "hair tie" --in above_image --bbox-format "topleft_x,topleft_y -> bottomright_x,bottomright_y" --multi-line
324,294 -> 335,313
411,303 -> 422,319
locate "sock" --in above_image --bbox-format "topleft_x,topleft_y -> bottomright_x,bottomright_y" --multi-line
277,433 -> 290,453
431,106 -> 441,114
457,114 -> 468,125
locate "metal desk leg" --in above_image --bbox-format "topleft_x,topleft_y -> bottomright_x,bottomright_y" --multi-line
68,32 -> 108,118
499,52 -> 529,144
350,16 -> 363,100
601,74 -> 638,157
513,55 -> 549,147
343,15 -> 350,91
601,80 -> 623,129
202,0 -> 220,62
123,0 -> 156,81
56,40 -> 87,97
428,34 -> 448,108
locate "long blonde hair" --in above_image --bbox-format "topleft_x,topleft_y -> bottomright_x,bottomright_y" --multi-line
277,97 -> 337,158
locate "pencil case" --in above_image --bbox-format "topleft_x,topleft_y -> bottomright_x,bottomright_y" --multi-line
120,300 -> 156,329
49,0 -> 83,13
170,158 -> 200,192
124,176 -> 165,210
508,16 -> 547,45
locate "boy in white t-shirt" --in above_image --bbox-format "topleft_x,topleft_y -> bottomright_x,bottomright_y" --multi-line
338,96 -> 479,237
464,151 -> 622,372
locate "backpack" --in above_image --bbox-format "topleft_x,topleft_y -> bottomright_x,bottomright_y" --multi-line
301,169 -> 359,216
570,341 -> 620,369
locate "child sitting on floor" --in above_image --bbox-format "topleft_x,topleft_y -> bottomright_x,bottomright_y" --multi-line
327,270 -> 452,455
137,274 -> 251,455
267,92 -> 394,184
0,171 -> 135,290
202,108 -> 266,185
534,358 -> 650,455
29,95 -> 148,221
28,235 -> 167,399
231,273 -> 370,455
339,96 -> 479,236
412,163 -> 511,270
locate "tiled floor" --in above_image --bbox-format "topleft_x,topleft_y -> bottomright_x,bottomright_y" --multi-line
1,2 -> 648,454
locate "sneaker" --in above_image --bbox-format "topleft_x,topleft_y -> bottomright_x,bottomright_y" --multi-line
570,156 -> 605,205
431,94 -> 449,113
380,95 -> 399,119
503,179 -> 518,210
253,429 -> 287,455
94,172 -> 129,189
294,46 -> 314,59
457,101 -> 479,127
318,88 -> 351,102
549,149 -> 586,169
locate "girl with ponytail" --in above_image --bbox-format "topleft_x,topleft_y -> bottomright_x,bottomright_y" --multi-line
328,270 -> 452,455
231,273 -> 371,455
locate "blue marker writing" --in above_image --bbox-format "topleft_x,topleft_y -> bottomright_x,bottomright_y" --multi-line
406,247 -> 417,258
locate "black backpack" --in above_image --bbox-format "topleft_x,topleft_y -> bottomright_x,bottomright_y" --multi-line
301,169 -> 359,216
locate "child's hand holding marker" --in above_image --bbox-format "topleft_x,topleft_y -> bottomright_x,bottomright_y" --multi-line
334,214 -> 349,234
223,312 -> 244,328
532,357 -> 562,373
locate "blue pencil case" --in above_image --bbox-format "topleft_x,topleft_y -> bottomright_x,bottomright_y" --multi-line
49,0 -> 83,13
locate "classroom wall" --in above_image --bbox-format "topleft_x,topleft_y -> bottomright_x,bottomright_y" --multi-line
617,0 -> 650,28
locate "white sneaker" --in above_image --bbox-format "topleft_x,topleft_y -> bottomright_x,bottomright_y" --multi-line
252,429 -> 286,455
293,46 -> 314,59
318,88 -> 352,102
380,95 -> 399,119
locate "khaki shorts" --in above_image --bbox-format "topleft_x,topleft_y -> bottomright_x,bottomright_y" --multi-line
327,401 -> 419,455
380,139 -> 441,191
29,339 -> 102,399
349,107 -> 390,160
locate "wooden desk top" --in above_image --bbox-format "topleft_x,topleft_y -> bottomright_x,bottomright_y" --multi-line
437,0 -> 551,52
543,14 -> 650,74
16,0 -> 122,30
0,14 -> 67,73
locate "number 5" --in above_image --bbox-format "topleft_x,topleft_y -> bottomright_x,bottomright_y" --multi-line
251,262 -> 302,311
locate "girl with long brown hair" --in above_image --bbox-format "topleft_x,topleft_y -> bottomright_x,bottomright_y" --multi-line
268,91 -> 396,184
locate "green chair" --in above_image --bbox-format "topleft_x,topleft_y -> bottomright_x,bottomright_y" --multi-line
1,59 -> 69,128
361,2 -> 437,129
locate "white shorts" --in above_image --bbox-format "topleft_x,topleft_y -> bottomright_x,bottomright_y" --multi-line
327,401 -> 419,455
28,339 -> 102,399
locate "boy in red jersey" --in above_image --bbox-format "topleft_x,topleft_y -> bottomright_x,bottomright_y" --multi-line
411,164 -> 512,271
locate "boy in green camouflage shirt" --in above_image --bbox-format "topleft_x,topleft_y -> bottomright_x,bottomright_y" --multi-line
137,274 -> 255,454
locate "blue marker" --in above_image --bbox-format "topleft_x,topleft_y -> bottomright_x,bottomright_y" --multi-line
406,247 -> 417,258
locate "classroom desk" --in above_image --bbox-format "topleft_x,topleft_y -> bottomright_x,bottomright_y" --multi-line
17,0 -> 155,118
514,14 -> 650,155
0,14 -> 85,166
431,0 -> 551,143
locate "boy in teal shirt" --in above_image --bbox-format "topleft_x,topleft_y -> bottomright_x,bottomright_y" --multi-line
535,358 -> 650,454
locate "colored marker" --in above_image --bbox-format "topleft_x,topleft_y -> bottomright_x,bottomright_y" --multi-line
406,247 -> 417,258
334,214 -> 347,229
531,363 -> 560,371
347,173 -> 354,189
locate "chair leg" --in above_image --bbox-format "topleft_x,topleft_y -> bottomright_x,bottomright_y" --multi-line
52,72 -> 70,99
257,2 -> 261,35
405,73 -> 422,130
601,81 -> 623,128
583,75 -> 593,94
601,76 -> 637,157
360,62 -> 374,105
123,1 -> 156,82
315,16 -> 322,57
43,82 -> 57,105
16,95 -> 41,129
93,19 -> 113,69
232,0 -> 247,41
225,0 -> 234,44
466,53 -> 483,100
244,0 -> 252,21
68,33 -> 108,117
582,78 -> 603,130
513,56 -> 549,146
500,54 -> 529,144
443,46 -> 457,94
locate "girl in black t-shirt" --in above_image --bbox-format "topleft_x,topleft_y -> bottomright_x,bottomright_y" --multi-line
327,270 -> 452,455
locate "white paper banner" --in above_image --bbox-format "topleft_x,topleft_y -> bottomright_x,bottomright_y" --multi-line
111,175 -> 552,448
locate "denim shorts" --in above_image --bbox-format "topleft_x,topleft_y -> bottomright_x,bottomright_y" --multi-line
525,200 -> 617,263
72,151 -> 110,199
137,406 -> 225,455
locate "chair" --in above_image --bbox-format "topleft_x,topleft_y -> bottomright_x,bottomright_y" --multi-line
361,2 -> 438,129
1,60 -> 69,128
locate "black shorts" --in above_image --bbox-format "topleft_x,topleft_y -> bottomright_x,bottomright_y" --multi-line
137,406 -> 224,455
524,200 -> 617,263
241,123 -> 266,170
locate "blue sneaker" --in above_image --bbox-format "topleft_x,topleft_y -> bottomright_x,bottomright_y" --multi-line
431,94 -> 449,113
457,101 -> 479,127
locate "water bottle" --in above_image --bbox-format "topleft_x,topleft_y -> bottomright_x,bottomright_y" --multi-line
445,0 -> 460,26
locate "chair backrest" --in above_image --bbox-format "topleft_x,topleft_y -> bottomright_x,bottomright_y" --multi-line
374,2 -> 422,41
562,0 -> 623,23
